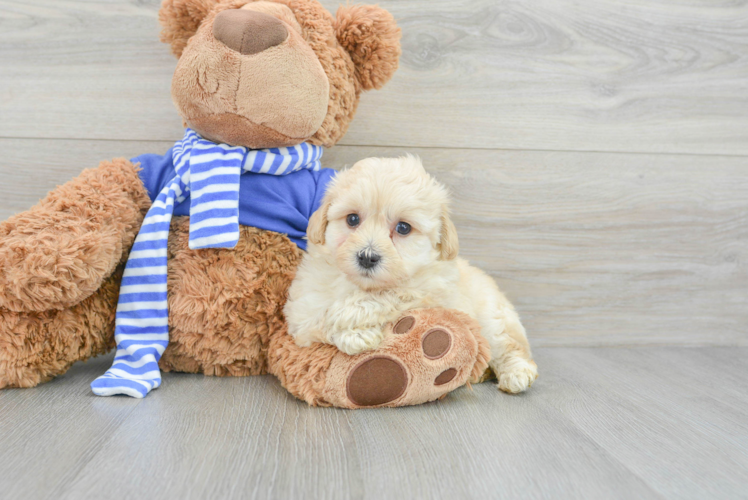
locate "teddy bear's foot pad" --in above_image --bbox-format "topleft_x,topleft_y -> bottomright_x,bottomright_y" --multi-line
346,356 -> 407,406
323,308 -> 486,409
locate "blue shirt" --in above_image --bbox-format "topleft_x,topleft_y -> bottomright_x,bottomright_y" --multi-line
132,148 -> 336,250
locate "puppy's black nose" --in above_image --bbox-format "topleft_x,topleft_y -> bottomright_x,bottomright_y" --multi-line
357,250 -> 381,270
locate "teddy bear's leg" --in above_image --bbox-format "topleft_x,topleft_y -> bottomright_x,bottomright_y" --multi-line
159,220 -> 303,378
0,158 -> 151,313
266,325 -> 339,407
267,308 -> 491,408
0,268 -> 123,388
0,158 -> 151,387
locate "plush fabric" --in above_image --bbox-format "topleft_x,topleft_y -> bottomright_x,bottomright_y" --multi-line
91,130 -> 325,397
212,9 -> 288,55
135,141 -> 334,251
163,0 -> 401,149
0,158 -> 150,388
0,0 -> 492,408
159,219 -> 301,377
269,308 -> 491,408
334,4 -> 401,91
171,3 -> 331,148
0,158 -> 151,313
0,158 -> 490,407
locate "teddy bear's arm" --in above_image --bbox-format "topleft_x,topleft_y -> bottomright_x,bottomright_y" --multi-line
0,158 -> 151,312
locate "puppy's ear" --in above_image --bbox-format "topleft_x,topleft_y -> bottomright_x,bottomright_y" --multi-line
308,198 -> 332,246
159,0 -> 219,57
335,5 -> 401,91
438,206 -> 459,261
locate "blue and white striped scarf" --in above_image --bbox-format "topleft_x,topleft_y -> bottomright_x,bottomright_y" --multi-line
91,129 -> 322,398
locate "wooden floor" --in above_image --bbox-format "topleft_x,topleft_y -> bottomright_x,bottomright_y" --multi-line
1,0 -> 747,498
0,347 -> 746,499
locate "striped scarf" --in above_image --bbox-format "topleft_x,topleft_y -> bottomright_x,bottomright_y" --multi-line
91,129 -> 322,398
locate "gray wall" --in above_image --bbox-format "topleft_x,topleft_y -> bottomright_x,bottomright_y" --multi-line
1,0 -> 746,346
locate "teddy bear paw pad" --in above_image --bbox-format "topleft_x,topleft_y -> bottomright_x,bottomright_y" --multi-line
435,368 -> 458,385
323,309 -> 483,408
346,356 -> 407,406
393,315 -> 415,334
422,328 -> 452,359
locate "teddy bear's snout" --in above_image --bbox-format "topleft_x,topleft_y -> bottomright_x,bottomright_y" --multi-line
213,9 -> 288,56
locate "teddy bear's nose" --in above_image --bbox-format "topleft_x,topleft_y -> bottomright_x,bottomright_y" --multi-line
212,9 -> 288,55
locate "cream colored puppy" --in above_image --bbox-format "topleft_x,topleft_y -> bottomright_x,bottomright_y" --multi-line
284,156 -> 538,393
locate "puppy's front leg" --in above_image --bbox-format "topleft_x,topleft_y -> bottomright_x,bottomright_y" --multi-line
324,295 -> 403,355
328,326 -> 385,356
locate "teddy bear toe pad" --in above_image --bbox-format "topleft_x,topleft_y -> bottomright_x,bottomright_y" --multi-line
323,308 -> 483,409
435,368 -> 458,385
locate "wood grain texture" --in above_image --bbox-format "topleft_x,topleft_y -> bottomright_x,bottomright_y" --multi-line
0,357 -> 142,499
1,1 -> 746,498
1,348 -> 746,499
0,138 -> 169,219
1,0 -> 747,154
1,138 -> 746,347
324,145 -> 748,347
542,348 -> 748,498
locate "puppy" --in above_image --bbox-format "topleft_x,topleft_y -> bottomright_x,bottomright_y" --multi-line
284,156 -> 538,393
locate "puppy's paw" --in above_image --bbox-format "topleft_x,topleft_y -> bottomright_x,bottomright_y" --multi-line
495,358 -> 538,394
331,327 -> 385,355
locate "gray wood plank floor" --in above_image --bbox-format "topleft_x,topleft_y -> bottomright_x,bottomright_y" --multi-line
1,348 -> 746,500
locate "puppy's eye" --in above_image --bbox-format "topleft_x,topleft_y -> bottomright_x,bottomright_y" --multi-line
346,214 -> 360,227
395,221 -> 411,235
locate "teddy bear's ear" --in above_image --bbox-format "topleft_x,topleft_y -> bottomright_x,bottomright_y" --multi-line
159,0 -> 220,57
335,5 -> 402,91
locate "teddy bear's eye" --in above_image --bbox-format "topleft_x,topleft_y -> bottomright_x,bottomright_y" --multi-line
346,214 -> 360,227
395,221 -> 411,235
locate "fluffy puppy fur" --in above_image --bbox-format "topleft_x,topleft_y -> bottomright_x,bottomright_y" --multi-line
284,156 -> 538,393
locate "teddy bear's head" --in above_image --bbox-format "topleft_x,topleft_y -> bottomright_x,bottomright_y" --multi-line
159,0 -> 400,149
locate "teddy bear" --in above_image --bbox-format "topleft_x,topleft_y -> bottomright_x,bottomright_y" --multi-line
0,0 -> 490,408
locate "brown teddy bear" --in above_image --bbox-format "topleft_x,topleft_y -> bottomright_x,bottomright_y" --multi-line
0,0 -> 490,407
